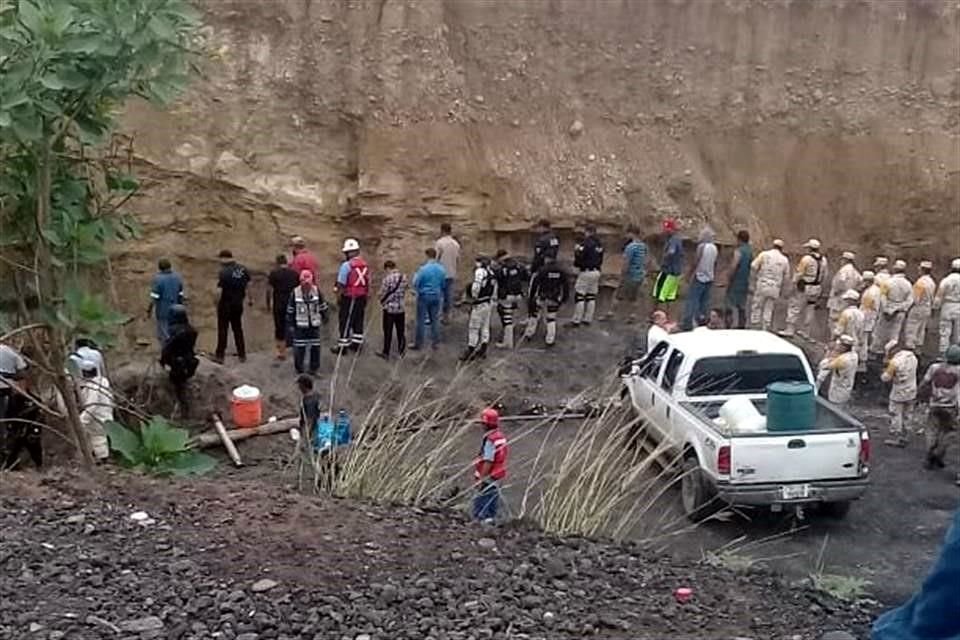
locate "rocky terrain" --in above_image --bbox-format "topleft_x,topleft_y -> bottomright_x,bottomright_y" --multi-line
0,471 -> 875,640
108,0 -> 960,350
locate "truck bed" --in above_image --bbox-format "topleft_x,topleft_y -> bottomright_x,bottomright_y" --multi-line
680,396 -> 862,436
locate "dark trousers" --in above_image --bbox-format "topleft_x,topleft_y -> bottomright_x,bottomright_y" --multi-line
337,295 -> 367,348
1,392 -> 42,470
382,311 -> 406,355
472,480 -> 500,521
273,307 -> 287,342
294,346 -> 321,374
215,302 -> 246,359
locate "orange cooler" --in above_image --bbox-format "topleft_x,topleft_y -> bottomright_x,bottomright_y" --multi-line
231,385 -> 262,428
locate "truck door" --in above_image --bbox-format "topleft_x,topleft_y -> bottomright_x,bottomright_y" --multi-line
657,348 -> 685,446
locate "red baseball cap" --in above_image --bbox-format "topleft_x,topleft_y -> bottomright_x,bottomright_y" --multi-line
662,219 -> 678,233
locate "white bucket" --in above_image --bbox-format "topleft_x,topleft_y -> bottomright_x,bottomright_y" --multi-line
719,397 -> 766,434
232,384 -> 261,401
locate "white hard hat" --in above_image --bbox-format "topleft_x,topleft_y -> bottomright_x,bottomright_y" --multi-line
874,256 -> 889,267
79,359 -> 97,373
893,259 -> 907,271
952,258 -> 960,270
841,289 -> 860,302
772,238 -> 785,248
291,235 -> 306,247
919,260 -> 933,270
804,238 -> 821,250
862,270 -> 875,280
342,238 -> 360,253
841,251 -> 855,261
838,334 -> 856,347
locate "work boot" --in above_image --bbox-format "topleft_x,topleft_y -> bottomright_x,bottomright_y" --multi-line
459,346 -> 475,362
476,343 -> 488,359
330,344 -> 347,355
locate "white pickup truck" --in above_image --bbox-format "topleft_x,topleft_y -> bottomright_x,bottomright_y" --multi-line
622,329 -> 870,520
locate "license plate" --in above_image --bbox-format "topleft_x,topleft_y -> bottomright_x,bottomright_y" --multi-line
780,484 -> 811,500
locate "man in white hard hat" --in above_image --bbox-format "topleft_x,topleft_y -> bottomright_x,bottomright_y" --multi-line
77,359 -> 113,461
834,289 -> 866,373
873,256 -> 891,288
859,271 -> 880,356
873,259 -> 913,355
782,238 -> 828,339
827,251 -> 862,334
933,258 -> 960,357
881,339 -> 918,448
332,238 -> 370,354
816,334 -> 859,406
904,260 -> 937,351
749,238 -> 790,332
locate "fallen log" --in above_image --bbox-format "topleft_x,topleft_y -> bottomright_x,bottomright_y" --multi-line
194,417 -> 299,448
212,413 -> 244,466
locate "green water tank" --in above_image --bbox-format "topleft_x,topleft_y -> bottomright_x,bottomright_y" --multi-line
766,381 -> 815,432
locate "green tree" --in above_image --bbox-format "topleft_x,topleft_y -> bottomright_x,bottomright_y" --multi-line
0,0 -> 200,465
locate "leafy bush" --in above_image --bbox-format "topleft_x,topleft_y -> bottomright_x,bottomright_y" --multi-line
107,417 -> 215,476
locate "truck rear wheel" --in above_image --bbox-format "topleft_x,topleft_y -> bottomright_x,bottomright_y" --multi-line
819,500 -> 851,519
681,456 -> 720,522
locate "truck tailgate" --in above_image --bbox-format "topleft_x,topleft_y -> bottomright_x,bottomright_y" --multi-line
730,431 -> 862,484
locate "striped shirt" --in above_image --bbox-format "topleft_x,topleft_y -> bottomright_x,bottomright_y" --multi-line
379,271 -> 407,314
623,240 -> 647,282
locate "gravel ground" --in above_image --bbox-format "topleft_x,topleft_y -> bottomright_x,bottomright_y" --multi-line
0,471 -> 873,640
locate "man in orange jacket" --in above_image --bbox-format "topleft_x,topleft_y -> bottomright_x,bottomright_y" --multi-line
473,408 -> 509,522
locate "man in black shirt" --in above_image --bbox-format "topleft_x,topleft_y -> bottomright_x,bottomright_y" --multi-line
267,254 -> 299,360
572,224 -> 604,326
214,249 -> 251,363
530,218 -> 560,274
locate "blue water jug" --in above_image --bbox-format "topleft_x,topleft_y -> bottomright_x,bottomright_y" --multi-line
314,415 -> 334,452
333,409 -> 352,446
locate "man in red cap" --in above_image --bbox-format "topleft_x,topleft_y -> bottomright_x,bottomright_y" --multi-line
652,218 -> 684,313
473,407 -> 509,522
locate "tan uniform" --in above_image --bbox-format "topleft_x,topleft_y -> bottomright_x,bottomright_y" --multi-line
934,273 -> 960,356
816,351 -> 859,405
785,253 -> 828,337
904,274 -> 936,350
882,350 -> 918,438
835,306 -> 867,371
872,273 -> 913,354
860,283 -> 881,354
750,249 -> 790,331
874,269 -> 892,289
827,264 -> 863,328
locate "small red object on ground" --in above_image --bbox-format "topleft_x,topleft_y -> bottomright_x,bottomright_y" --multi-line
674,587 -> 693,603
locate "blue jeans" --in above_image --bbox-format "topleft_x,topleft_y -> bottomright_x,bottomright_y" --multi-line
443,278 -> 456,315
472,481 -> 500,521
682,279 -> 713,330
415,295 -> 442,347
872,507 -> 960,640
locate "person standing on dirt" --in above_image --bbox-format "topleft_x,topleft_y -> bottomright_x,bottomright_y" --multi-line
827,251 -> 862,334
2,369 -> 43,470
834,290 -> 867,373
214,249 -> 251,364
376,260 -> 407,360
287,270 -> 329,375
160,304 -> 199,415
874,260 -> 914,354
680,226 -> 717,331
860,271 -> 880,356
873,256 -> 892,288
816,335 -> 859,406
289,236 -> 319,283
77,359 -> 112,462
905,260 -> 936,351
267,254 -> 299,360
918,345 -> 960,483
782,239 -> 827,340
332,238 -> 370,354
435,223 -> 461,323
473,407 -> 508,523
571,224 -> 604,327
881,340 -> 918,448
147,258 -> 185,346
525,255 -> 569,347
933,258 -> 960,358
461,255 -> 497,362
606,225 -> 649,323
492,249 -> 528,349
0,342 -> 28,431
723,230 -> 753,329
411,248 -> 447,350
652,218 -> 683,313
749,238 -> 790,332
297,374 -> 321,452
530,218 -> 560,277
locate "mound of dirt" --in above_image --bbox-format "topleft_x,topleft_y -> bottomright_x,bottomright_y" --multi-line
0,471 -> 874,639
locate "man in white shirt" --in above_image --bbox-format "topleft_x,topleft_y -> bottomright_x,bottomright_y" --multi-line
435,223 -> 461,323
77,359 -> 114,461
647,310 -> 674,353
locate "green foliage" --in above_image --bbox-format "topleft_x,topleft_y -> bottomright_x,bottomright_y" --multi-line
106,417 -> 216,476
809,572 -> 871,602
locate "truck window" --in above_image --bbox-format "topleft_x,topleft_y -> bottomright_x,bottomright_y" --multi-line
639,341 -> 668,380
662,349 -> 684,392
686,354 -> 808,396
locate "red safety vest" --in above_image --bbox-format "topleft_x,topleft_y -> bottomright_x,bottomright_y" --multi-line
475,428 -> 508,481
344,256 -> 370,298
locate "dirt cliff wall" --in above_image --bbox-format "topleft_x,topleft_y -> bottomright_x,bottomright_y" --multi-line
116,0 -> 960,350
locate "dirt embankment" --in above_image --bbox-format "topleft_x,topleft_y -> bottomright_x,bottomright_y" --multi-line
111,0 -> 960,351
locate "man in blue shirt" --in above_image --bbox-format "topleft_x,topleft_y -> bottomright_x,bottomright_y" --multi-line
607,225 -> 649,323
146,258 -> 185,346
411,248 -> 447,350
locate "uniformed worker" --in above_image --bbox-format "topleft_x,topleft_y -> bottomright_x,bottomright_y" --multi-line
827,251 -> 862,332
816,334 -> 859,406
918,345 -> 960,485
524,255 -> 569,347
783,238 -> 828,339
933,258 -> 960,357
571,224 -> 604,326
873,259 -> 914,354
492,250 -> 528,349
461,256 -> 497,362
834,289 -> 867,373
881,340 -> 919,448
860,271 -> 881,356
905,260 -> 937,350
749,238 -> 790,332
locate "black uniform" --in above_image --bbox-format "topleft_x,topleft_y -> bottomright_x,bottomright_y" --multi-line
2,389 -> 42,469
215,261 -> 251,360
574,236 -> 604,271
530,263 -> 570,308
162,312 -> 199,410
531,231 -> 560,274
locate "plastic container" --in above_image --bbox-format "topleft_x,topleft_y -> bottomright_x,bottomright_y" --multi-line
719,397 -> 766,433
766,381 -> 815,432
314,415 -> 334,452
333,409 -> 352,447
231,385 -> 262,428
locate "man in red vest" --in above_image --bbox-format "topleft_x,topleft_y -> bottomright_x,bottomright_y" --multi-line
332,238 -> 370,354
473,407 -> 508,522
